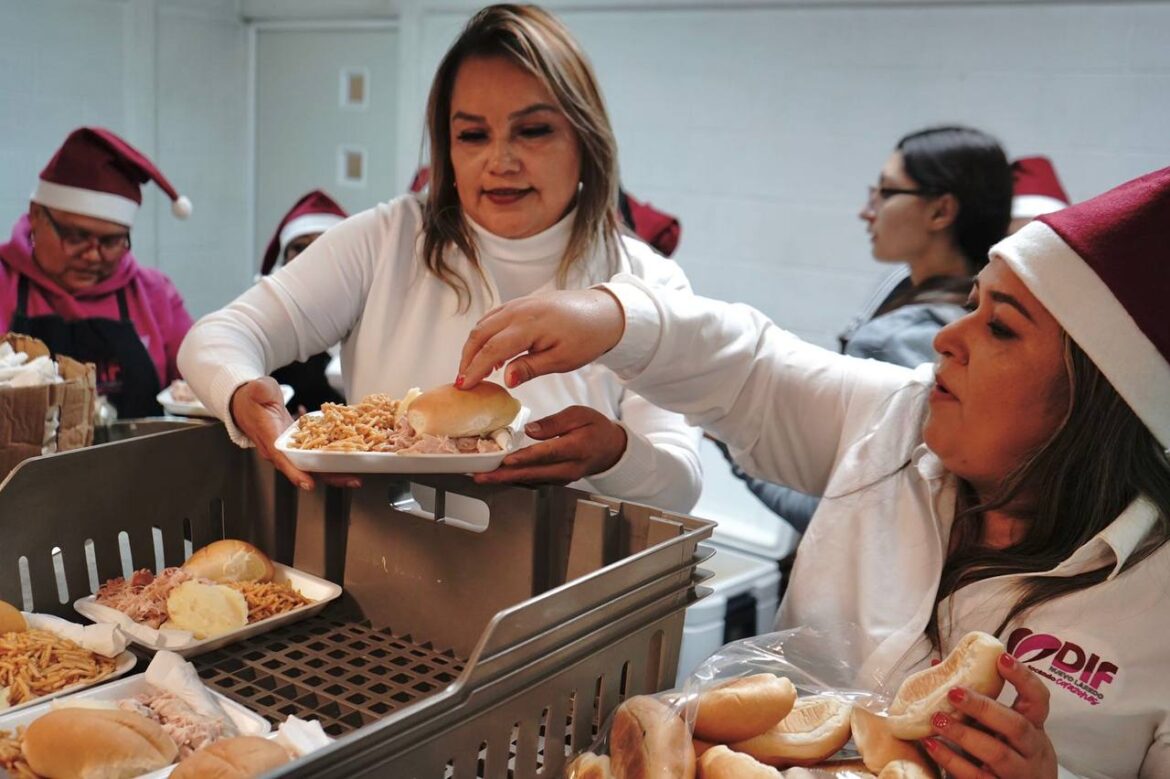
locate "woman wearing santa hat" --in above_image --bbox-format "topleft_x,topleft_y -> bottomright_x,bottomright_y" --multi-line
1009,156 -> 1071,233
260,190 -> 347,414
178,5 -> 701,511
0,127 -> 195,418
456,166 -> 1170,778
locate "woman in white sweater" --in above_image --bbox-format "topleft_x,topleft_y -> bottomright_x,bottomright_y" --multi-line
456,167 -> 1170,779
177,5 -> 701,512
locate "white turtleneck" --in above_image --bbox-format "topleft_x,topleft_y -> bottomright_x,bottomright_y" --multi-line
178,195 -> 702,512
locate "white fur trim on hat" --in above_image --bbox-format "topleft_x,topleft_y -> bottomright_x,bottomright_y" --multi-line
278,213 -> 344,253
1011,194 -> 1068,220
992,220 -> 1170,448
31,180 -> 138,226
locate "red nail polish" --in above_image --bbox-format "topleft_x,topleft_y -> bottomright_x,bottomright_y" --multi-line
454,375 -> 464,388
932,712 -> 951,730
948,687 -> 966,704
999,652 -> 1015,669
923,738 -> 939,753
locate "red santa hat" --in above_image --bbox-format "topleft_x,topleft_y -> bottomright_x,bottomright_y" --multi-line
1011,156 -> 1070,221
31,127 -> 191,226
260,190 -> 348,275
992,166 -> 1170,448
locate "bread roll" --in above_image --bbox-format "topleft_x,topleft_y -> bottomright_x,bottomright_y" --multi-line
183,539 -> 275,583
407,382 -> 520,438
731,695 -> 851,767
850,707 -> 936,777
784,761 -> 875,778
171,736 -> 290,779
609,695 -> 695,779
24,708 -> 179,779
697,745 -> 782,779
887,631 -> 1006,740
694,673 -> 797,743
164,580 -> 249,639
879,759 -> 938,779
0,600 -> 26,634
567,751 -> 615,779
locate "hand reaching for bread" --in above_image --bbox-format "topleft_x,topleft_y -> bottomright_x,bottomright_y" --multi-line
921,652 -> 1058,779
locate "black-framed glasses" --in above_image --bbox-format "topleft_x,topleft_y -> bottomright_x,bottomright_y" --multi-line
40,207 -> 131,260
866,185 -> 940,207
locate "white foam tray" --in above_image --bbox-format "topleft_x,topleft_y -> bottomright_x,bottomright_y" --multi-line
274,407 -> 528,474
0,673 -> 271,779
157,383 -> 293,418
74,564 -> 342,658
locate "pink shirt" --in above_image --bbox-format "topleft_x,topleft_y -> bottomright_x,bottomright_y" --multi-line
0,214 -> 194,385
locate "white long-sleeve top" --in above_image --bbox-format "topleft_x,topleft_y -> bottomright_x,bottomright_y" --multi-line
598,275 -> 1169,779
177,196 -> 701,512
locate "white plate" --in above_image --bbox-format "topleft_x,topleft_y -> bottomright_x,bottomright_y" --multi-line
157,383 -> 294,418
0,673 -> 270,779
273,407 -> 529,474
74,564 -> 342,658
1,647 -> 136,716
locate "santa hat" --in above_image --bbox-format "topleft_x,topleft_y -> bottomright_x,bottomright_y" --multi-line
1011,156 -> 1070,221
31,127 -> 191,226
992,166 -> 1170,448
260,190 -> 347,275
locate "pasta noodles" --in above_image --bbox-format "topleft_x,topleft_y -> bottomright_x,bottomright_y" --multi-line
0,629 -> 116,707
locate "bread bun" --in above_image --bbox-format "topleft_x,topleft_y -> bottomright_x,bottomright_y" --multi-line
407,382 -> 520,438
171,736 -> 290,779
879,759 -> 938,779
567,751 -> 614,779
850,707 -> 936,777
783,761 -> 875,778
694,673 -> 797,743
183,539 -> 275,583
697,745 -> 782,779
609,695 -> 695,779
731,695 -> 851,767
24,708 -> 178,779
164,580 -> 249,639
0,600 -> 26,634
887,631 -> 1006,740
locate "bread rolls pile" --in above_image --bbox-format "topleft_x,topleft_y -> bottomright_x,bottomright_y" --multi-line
567,630 -> 1006,779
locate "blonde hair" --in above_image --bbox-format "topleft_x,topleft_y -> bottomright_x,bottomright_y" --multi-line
421,4 -> 622,310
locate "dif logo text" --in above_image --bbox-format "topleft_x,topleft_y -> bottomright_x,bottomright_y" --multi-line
1007,628 -> 1116,706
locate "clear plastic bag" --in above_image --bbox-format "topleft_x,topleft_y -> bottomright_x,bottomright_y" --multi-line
565,626 -> 937,779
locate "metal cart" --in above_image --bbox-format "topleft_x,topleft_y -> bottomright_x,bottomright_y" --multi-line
0,421 -> 714,777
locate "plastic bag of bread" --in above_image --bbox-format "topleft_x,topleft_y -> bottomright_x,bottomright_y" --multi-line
564,625 -> 1011,778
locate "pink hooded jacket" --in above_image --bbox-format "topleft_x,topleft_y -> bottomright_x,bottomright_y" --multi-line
0,214 -> 193,385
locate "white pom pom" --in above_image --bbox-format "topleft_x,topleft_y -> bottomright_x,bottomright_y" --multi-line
172,195 -> 193,219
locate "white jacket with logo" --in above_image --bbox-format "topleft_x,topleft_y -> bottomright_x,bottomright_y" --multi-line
177,196 -> 702,512
599,275 -> 1169,779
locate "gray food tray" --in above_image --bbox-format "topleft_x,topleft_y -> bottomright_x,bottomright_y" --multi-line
0,422 -> 716,778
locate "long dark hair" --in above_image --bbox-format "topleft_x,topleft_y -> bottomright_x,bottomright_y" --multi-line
421,4 -> 621,310
928,337 -> 1170,649
897,126 -> 1012,274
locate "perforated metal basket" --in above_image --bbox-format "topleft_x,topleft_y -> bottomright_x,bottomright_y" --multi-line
0,423 -> 714,778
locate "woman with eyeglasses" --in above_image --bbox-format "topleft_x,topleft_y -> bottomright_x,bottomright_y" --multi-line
0,127 -> 195,418
731,126 -> 1013,535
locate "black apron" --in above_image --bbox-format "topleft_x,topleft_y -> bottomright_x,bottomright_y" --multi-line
10,274 -> 163,418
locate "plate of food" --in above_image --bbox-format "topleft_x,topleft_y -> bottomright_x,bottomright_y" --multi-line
0,601 -> 137,717
0,650 -> 271,779
158,380 -> 293,418
73,539 -> 342,657
274,381 -> 527,474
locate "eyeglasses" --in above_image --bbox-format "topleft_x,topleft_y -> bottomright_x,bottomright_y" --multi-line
866,185 -> 940,208
40,207 -> 131,261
